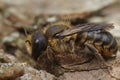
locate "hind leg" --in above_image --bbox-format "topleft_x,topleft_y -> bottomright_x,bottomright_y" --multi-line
85,44 -> 110,69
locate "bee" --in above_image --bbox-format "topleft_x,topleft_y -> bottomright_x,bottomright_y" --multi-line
25,21 -> 118,76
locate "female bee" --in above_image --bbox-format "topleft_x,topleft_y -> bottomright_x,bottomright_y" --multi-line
25,21 -> 118,76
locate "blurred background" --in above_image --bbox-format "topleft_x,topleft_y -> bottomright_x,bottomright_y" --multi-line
0,0 -> 120,80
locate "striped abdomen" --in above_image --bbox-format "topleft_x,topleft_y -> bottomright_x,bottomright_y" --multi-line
75,30 -> 118,58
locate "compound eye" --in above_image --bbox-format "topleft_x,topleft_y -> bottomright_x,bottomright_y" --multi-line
31,31 -> 48,60
34,39 -> 40,44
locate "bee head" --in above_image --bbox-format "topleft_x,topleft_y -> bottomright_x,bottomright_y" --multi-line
26,31 -> 48,60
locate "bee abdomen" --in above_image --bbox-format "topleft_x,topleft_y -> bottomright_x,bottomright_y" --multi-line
75,31 -> 100,46
94,31 -> 117,58
76,31 -> 118,58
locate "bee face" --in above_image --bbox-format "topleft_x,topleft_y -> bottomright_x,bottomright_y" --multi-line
25,35 -> 32,55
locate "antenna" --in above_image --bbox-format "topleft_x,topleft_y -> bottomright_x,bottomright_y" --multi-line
24,27 -> 28,37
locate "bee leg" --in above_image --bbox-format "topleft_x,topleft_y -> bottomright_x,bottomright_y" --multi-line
85,44 -> 115,78
70,40 -> 75,53
46,46 -> 56,62
85,44 -> 110,69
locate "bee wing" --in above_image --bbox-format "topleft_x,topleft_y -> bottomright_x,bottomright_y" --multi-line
56,23 -> 114,37
81,23 -> 114,31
